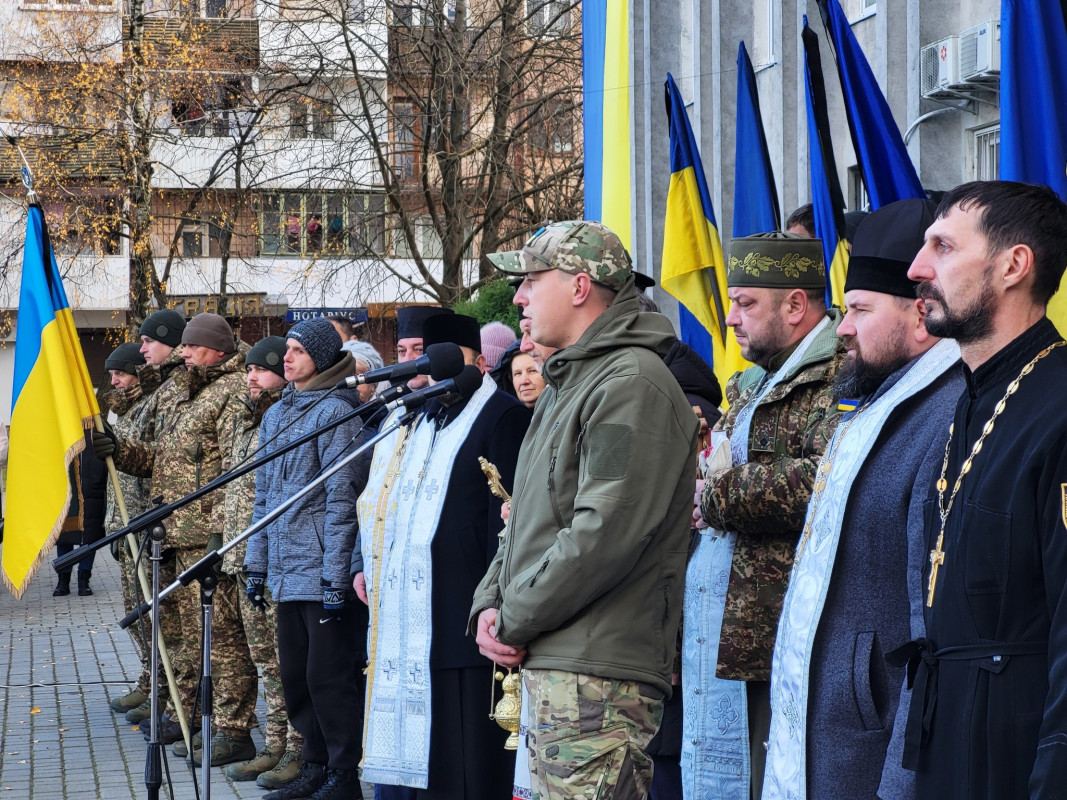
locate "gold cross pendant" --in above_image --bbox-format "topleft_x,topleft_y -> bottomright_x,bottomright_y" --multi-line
927,531 -> 946,607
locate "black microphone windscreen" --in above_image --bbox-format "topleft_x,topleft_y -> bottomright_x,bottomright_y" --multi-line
426,342 -> 465,381
452,364 -> 484,400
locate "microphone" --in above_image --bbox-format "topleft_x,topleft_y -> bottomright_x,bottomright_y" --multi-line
385,365 -> 484,411
338,342 -> 464,387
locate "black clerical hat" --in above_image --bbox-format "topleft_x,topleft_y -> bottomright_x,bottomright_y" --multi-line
844,198 -> 937,298
423,313 -> 482,353
396,305 -> 453,340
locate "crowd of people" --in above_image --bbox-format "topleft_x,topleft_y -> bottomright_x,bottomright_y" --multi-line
72,178 -> 1067,800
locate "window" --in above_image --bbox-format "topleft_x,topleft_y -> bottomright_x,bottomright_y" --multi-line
751,0 -> 775,69
393,100 -> 419,180
180,219 -> 225,258
257,193 -> 386,257
289,100 -> 335,140
391,3 -> 415,25
48,201 -> 122,257
172,78 -> 248,138
848,165 -> 870,212
530,103 -> 574,154
20,0 -> 115,9
528,0 -> 571,36
975,125 -> 1000,181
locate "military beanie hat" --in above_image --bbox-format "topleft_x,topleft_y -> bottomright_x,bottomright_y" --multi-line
727,231 -> 826,290
844,198 -> 936,299
487,220 -> 634,291
287,317 -> 342,374
181,312 -> 237,354
139,308 -> 186,347
104,342 -> 146,376
245,336 -> 287,378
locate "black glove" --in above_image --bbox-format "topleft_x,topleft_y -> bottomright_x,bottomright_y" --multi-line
246,572 -> 268,612
110,537 -> 126,562
205,533 -> 223,577
91,422 -> 118,460
322,580 -> 345,622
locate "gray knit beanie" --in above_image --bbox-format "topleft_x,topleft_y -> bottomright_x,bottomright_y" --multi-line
104,342 -> 146,375
341,340 -> 385,373
139,309 -> 186,347
181,313 -> 237,353
287,318 -> 342,373
246,336 -> 287,378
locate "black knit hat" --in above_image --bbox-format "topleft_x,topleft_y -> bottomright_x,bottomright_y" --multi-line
844,198 -> 937,298
287,318 -> 342,373
245,336 -> 287,378
181,312 -> 237,354
104,342 -> 146,375
423,313 -> 481,352
396,306 -> 453,340
139,309 -> 186,347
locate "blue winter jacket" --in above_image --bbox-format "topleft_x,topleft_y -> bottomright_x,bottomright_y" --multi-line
244,353 -> 372,601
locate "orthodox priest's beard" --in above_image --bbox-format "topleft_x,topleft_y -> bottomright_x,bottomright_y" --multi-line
834,334 -> 913,400
916,268 -> 997,344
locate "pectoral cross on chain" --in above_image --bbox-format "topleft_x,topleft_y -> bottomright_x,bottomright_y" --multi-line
927,531 -> 946,607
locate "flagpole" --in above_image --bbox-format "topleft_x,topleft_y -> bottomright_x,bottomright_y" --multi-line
94,413 -> 193,753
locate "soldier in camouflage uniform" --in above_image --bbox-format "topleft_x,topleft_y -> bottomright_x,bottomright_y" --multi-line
104,312 -> 188,723
691,232 -> 845,799
101,343 -> 158,719
211,337 -> 305,785
95,313 -> 249,752
473,221 -> 699,800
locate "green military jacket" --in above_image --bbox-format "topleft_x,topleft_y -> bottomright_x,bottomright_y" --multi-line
101,383 -> 153,535
113,344 -> 248,551
701,310 -> 846,681
220,388 -> 280,576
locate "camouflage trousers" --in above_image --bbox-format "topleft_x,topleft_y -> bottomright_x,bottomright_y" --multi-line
214,571 -> 302,751
525,669 -> 665,800
158,552 -> 194,720
117,544 -> 162,696
210,574 -> 258,735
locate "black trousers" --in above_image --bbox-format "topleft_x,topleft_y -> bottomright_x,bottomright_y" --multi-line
276,599 -> 368,770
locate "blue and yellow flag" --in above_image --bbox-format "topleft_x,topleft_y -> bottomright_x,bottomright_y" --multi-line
802,17 -> 850,309
999,0 -> 1067,328
3,205 -> 99,599
734,41 -> 781,237
818,0 -> 924,209
583,0 -> 631,246
661,73 -> 746,393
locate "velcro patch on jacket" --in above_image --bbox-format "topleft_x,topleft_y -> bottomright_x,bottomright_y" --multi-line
587,423 -> 632,479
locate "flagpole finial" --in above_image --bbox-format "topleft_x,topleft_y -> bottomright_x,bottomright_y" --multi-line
7,135 -> 36,202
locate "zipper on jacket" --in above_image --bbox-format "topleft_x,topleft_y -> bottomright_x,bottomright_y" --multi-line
575,422 -> 589,455
547,452 -> 565,529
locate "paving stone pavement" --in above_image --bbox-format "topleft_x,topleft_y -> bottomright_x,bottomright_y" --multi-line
0,545 -> 372,800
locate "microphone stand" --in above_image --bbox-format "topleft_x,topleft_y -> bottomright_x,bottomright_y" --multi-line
118,410 -> 418,800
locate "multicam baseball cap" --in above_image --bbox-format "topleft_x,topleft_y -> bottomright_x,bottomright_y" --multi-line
487,220 -> 634,291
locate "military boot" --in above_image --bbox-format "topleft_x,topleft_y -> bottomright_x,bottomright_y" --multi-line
172,731 -> 203,757
53,573 -> 71,597
76,571 -> 93,596
257,751 -> 304,789
191,731 -> 257,767
262,761 -> 326,800
110,689 -> 148,713
306,768 -> 362,800
125,700 -> 153,724
224,746 -> 283,781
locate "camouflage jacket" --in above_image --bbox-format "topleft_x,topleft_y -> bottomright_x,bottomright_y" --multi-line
701,311 -> 846,681
101,383 -> 154,535
113,343 -> 248,551
220,388 -> 281,576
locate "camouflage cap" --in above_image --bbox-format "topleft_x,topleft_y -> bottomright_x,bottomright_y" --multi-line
727,231 -> 826,290
487,220 -> 633,291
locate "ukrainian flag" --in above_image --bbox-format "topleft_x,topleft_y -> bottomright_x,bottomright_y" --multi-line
583,0 -> 631,246
999,0 -> 1067,329
802,17 -> 850,309
3,205 -> 99,599
661,73 -> 745,393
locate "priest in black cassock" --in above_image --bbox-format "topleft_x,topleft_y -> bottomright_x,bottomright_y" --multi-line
358,312 -> 531,800
892,180 -> 1067,800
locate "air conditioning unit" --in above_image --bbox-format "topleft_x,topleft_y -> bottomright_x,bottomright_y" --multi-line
921,37 -> 961,98
958,20 -> 1000,83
